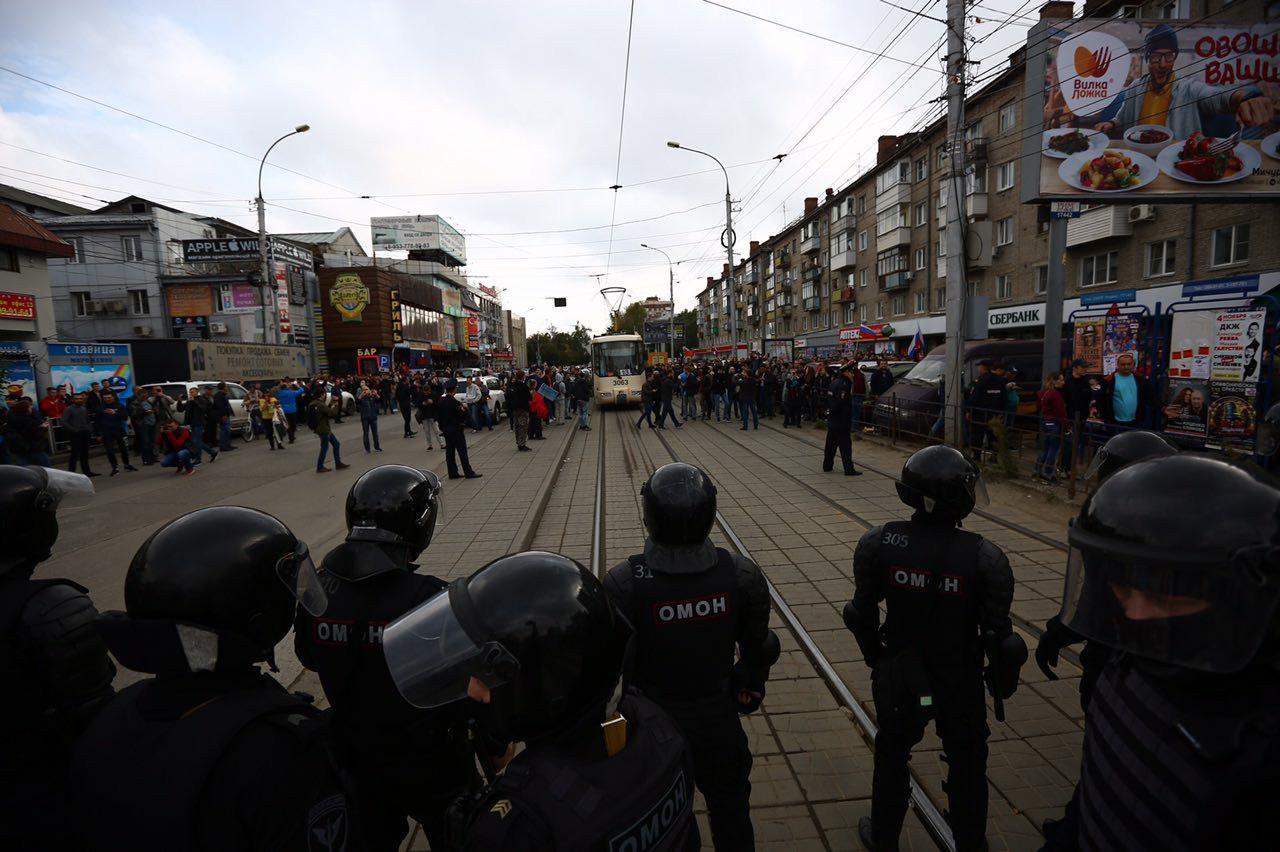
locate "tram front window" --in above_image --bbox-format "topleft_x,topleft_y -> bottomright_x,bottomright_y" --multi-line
594,342 -> 643,377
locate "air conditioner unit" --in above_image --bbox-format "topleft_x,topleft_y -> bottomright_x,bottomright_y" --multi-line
106,299 -> 127,314
210,321 -> 228,334
133,325 -> 154,337
89,299 -> 109,314
903,271 -> 914,282
1128,204 -> 1156,223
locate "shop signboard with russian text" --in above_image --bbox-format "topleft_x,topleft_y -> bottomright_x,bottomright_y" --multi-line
0,291 -> 36,320
47,343 -> 133,401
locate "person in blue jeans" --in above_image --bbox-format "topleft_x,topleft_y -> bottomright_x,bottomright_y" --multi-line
275,381 -> 303,444
357,382 -> 382,452
572,369 -> 592,431
738,369 -> 760,430
213,383 -> 236,451
1036,373 -> 1067,482
310,391 -> 349,473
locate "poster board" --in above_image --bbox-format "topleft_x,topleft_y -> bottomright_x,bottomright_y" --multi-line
1102,315 -> 1140,375
1072,318 -> 1105,373
47,343 -> 134,401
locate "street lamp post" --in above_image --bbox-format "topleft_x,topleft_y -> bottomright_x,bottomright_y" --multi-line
257,124 -> 310,345
667,141 -> 736,357
640,243 -> 675,360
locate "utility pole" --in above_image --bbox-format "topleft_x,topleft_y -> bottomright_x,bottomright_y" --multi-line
942,0 -> 969,447
725,188 -> 738,358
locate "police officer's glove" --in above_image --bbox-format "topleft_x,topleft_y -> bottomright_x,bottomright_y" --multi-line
1035,615 -> 1082,681
731,660 -> 766,714
843,601 -> 884,668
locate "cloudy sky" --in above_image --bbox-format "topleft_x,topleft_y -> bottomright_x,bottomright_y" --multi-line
0,0 -> 1034,334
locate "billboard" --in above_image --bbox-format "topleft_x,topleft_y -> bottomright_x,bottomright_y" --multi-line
370,215 -> 467,264
47,343 -> 133,401
1027,18 -> 1280,202
187,341 -> 310,382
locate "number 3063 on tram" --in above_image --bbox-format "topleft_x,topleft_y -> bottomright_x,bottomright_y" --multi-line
591,334 -> 647,407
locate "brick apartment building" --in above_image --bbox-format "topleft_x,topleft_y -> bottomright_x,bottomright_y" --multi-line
697,0 -> 1279,359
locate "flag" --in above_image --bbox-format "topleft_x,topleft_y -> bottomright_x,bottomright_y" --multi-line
907,324 -> 924,359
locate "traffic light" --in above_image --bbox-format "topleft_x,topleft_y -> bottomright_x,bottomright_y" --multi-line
553,297 -> 567,307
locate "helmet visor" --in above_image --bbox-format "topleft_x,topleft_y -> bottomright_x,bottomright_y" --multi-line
275,542 -> 328,617
35,467 -> 95,510
383,581 -> 520,709
1061,532 -> 1280,673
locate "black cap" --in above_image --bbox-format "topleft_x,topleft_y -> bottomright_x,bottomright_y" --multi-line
1071,358 -> 1088,368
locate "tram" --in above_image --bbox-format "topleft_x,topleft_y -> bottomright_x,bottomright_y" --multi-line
591,333 -> 647,407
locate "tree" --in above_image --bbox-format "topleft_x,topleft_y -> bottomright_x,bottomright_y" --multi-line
610,302 -> 648,336
673,308 -> 699,350
526,322 -> 594,366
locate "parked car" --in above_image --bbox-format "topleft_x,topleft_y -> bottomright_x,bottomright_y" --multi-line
138,381 -> 256,440
319,383 -> 357,416
856,360 -> 916,386
455,367 -> 482,380
452,375 -> 507,422
872,340 -> 1070,436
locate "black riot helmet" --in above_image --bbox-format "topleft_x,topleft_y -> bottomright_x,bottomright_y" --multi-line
0,465 -> 93,577
1258,402 -> 1280,458
384,551 -> 630,743
345,465 -> 442,561
1062,455 -> 1280,675
105,506 -> 326,673
641,463 -> 717,547
1085,429 -> 1178,482
895,445 -> 987,522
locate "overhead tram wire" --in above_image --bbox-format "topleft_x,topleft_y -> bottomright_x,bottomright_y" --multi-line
0,141 -> 248,199
603,0 -> 638,281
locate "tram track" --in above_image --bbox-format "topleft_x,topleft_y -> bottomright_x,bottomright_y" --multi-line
626,415 -> 957,852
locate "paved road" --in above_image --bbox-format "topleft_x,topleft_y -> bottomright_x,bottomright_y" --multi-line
40,405 -> 1084,851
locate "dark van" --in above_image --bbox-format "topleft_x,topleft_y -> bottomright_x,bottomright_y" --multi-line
872,339 -> 1071,436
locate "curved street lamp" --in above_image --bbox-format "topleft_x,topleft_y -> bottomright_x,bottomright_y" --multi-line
257,124 -> 310,345
667,141 -> 737,356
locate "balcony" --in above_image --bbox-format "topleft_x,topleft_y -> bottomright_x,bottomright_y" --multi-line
779,303 -> 793,316
880,271 -> 911,291
965,136 -> 988,163
803,296 -> 821,312
742,265 -> 758,284
876,226 -> 911,254
775,251 -> 792,268
1066,205 -> 1133,247
832,212 -> 855,234
875,180 -> 911,212
800,233 -> 821,254
829,248 -> 856,271
965,190 -> 988,219
802,265 -> 822,282
838,286 -> 857,303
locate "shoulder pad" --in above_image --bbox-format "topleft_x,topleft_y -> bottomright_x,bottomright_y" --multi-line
975,539 -> 1009,572
732,553 -> 764,585
20,581 -> 103,644
855,525 -> 885,553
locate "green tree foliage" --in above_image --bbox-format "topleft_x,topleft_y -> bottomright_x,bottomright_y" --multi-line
525,322 -> 594,366
673,308 -> 699,349
610,302 -> 648,335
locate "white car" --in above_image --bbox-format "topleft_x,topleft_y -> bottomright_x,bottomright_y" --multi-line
319,384 -> 357,416
138,381 -> 257,440
452,375 -> 506,422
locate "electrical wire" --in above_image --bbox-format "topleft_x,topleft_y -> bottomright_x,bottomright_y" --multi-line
603,0 -> 638,280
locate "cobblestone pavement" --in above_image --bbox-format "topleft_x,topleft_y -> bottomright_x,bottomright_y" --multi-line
43,405 -> 1084,851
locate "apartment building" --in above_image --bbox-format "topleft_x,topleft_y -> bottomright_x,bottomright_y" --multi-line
696,0 -> 1279,358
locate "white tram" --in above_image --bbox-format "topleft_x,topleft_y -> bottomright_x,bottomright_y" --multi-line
591,333 -> 647,407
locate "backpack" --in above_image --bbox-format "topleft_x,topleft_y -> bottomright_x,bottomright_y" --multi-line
305,401 -> 321,432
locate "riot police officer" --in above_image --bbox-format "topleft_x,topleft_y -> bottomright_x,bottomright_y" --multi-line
1061,454 -> 1280,851
1037,429 -> 1178,702
843,445 -> 1023,852
0,466 -> 114,852
604,462 -> 778,850
294,464 -> 478,850
69,506 -> 352,851
823,363 -> 862,475
384,550 -> 700,851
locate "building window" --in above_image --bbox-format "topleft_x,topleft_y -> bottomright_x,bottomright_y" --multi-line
0,248 -> 17,273
121,235 -> 144,262
876,205 -> 908,236
998,102 -> 1017,133
967,281 -> 979,299
915,202 -> 927,227
1211,224 -> 1249,267
1145,240 -> 1176,277
996,217 -> 1014,245
934,287 -> 945,311
129,289 -> 151,315
857,231 -> 868,252
856,195 -> 866,215
844,304 -> 855,324
858,269 -> 868,287
859,304 -> 868,323
67,237 -> 84,264
996,161 -> 1016,191
1079,251 -> 1119,287
914,291 -> 927,313
914,158 -> 927,182
915,247 -> 927,270
965,165 -> 987,195
1034,265 -> 1048,295
875,301 -> 885,320
996,274 -> 1012,300
937,145 -> 948,168
72,291 -> 92,317
892,295 -> 906,316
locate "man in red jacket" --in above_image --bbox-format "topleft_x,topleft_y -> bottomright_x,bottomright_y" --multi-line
39,386 -> 66,419
155,420 -> 196,474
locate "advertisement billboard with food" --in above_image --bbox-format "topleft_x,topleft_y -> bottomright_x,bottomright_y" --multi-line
1029,18 -> 1280,201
